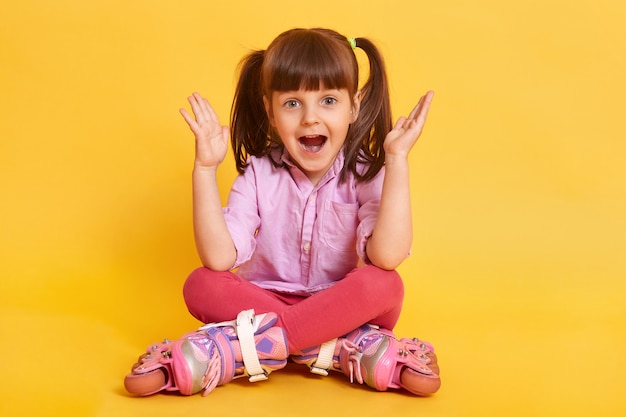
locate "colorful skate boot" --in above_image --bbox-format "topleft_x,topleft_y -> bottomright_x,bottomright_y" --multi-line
292,325 -> 440,396
124,310 -> 288,396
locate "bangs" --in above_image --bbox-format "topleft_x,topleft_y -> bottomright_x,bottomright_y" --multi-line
263,29 -> 358,93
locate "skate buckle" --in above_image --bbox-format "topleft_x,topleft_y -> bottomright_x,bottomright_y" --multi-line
308,338 -> 336,377
310,365 -> 329,376
248,370 -> 269,383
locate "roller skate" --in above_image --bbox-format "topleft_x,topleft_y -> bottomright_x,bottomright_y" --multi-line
292,325 -> 440,396
124,310 -> 288,396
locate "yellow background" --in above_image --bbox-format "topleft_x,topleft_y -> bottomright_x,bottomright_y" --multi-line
1,0 -> 625,416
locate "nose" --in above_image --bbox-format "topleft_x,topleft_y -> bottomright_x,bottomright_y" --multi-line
301,106 -> 319,126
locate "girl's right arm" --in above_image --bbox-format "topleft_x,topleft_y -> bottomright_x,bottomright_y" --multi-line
180,92 -> 237,270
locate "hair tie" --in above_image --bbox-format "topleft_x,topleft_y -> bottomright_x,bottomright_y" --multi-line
347,37 -> 357,50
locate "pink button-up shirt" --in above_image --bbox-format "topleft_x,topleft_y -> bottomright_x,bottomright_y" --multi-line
223,149 -> 384,295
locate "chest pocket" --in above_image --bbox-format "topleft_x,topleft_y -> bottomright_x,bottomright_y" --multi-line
320,200 -> 359,252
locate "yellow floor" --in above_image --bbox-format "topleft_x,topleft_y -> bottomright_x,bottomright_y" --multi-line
2,274 -> 624,417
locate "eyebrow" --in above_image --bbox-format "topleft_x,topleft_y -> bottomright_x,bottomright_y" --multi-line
276,88 -> 345,96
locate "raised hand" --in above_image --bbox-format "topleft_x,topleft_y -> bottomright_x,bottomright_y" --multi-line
383,90 -> 434,159
180,92 -> 230,168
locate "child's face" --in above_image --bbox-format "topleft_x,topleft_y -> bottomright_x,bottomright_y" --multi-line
264,87 -> 359,185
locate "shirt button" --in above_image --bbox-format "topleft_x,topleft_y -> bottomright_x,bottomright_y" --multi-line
303,243 -> 311,251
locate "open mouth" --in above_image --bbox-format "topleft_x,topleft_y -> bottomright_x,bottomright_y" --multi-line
299,135 -> 327,153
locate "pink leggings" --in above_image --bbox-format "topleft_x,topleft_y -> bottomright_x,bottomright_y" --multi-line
183,265 -> 404,353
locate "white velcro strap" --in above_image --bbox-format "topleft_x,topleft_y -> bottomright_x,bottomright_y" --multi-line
235,310 -> 268,382
310,338 -> 337,376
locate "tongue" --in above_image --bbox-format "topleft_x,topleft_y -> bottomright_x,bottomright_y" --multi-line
300,136 -> 325,152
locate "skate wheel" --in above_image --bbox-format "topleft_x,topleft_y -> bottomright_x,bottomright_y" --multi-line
124,368 -> 167,396
400,368 -> 441,396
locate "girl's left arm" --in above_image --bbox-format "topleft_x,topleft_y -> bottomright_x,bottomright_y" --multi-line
366,91 -> 434,270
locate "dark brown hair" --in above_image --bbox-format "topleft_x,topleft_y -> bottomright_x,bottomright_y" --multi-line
230,28 -> 392,182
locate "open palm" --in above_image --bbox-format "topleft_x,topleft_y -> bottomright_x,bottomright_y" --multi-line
383,90 -> 434,158
180,92 -> 230,168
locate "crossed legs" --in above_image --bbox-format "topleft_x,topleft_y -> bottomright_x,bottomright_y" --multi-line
182,265 -> 404,353
126,266 -> 439,397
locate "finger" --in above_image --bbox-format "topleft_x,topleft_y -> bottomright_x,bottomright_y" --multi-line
194,92 -> 221,126
405,93 -> 433,133
407,99 -> 423,121
179,108 -> 198,128
193,92 -> 210,116
416,90 -> 434,120
414,92 -> 433,126
221,125 -> 231,142
406,92 -> 427,120
393,116 -> 407,131
187,94 -> 205,121
204,99 -> 221,126
408,90 -> 434,121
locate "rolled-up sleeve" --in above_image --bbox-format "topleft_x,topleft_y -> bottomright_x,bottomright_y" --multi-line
355,168 -> 385,263
223,167 -> 261,269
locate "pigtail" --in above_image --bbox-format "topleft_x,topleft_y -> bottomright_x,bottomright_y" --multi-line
230,50 -> 271,174
343,37 -> 393,182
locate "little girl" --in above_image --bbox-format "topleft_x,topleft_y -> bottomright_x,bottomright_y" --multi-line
124,27 -> 440,397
